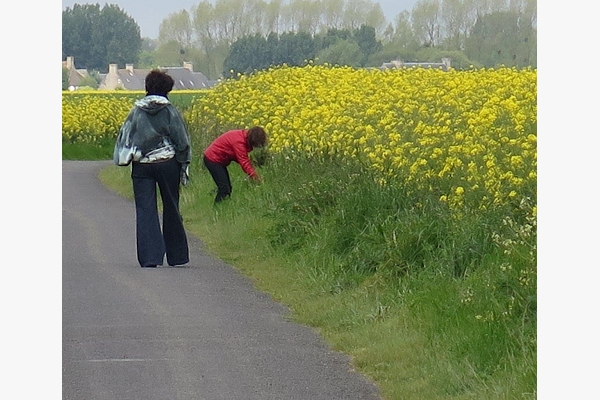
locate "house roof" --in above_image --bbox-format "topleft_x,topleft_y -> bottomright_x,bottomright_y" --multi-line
62,57 -> 90,87
103,65 -> 212,90
162,67 -> 211,90
117,68 -> 150,90
67,68 -> 86,86
63,56 -> 213,90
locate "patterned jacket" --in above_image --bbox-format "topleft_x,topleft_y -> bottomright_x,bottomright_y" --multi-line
113,95 -> 191,166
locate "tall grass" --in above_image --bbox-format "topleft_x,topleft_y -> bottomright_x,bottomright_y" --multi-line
257,153 -> 536,398
101,148 -> 536,399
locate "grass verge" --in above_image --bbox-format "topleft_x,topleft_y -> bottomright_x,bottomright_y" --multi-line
63,143 -> 113,160
98,156 -> 536,400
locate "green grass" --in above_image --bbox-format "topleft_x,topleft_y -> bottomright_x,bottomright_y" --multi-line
63,143 -> 113,160
98,153 -> 536,400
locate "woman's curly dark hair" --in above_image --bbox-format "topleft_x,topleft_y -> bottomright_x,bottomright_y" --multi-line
145,69 -> 175,96
247,126 -> 267,148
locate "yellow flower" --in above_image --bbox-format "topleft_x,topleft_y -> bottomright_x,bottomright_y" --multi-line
66,65 -> 537,215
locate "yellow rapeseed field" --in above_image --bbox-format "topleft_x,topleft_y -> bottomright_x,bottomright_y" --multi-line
61,90 -> 203,144
62,92 -> 137,144
186,64 -> 537,213
62,65 -> 537,215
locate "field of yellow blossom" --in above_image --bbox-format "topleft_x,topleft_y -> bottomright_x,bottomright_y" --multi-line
186,64 -> 536,216
62,90 -> 206,146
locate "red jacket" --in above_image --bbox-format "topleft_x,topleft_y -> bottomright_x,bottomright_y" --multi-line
204,129 -> 257,177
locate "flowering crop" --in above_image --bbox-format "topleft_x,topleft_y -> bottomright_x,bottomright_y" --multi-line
62,92 -> 138,144
62,66 -> 537,217
187,64 -> 537,214
62,90 -> 208,145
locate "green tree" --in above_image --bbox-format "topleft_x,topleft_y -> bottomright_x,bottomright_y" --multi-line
78,73 -> 100,89
62,3 -> 141,71
315,39 -> 362,67
266,31 -> 282,65
353,25 -> 382,65
465,10 -> 536,67
367,44 -> 415,68
343,0 -> 373,30
275,31 -> 316,66
138,38 -> 158,68
154,40 -> 189,66
223,34 -> 270,77
223,31 -> 316,77
287,0 -> 321,35
319,27 -> 352,52
440,0 -> 469,50
62,4 -> 99,65
315,25 -> 382,67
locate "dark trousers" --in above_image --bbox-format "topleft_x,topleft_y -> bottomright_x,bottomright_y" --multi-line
203,155 -> 232,203
131,158 -> 189,267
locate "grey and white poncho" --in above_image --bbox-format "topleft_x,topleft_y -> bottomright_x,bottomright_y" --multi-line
113,95 -> 191,166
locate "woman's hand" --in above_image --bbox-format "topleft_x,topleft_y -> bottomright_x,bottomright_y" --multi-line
180,163 -> 190,186
249,174 -> 262,183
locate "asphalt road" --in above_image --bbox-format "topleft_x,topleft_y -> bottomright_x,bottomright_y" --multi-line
62,160 -> 381,400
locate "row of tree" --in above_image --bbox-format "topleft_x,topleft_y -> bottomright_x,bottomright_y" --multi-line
62,0 -> 537,83
62,3 -> 142,71
154,0 -> 536,78
223,25 -> 382,77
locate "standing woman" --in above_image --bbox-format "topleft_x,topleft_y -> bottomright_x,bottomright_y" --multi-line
203,126 -> 267,203
114,70 -> 191,268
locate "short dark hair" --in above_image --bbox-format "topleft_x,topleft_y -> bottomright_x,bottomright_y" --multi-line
145,69 -> 174,96
247,126 -> 267,148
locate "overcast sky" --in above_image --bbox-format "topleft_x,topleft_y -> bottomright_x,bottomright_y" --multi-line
61,0 -> 419,39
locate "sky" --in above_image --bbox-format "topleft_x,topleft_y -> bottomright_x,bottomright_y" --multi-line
61,0 -> 418,39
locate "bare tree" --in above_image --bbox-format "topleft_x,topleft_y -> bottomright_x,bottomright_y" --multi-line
288,0 -> 322,35
476,0 -> 508,15
412,0 -> 442,47
158,9 -> 194,49
264,0 -> 285,33
365,2 -> 387,38
441,0 -> 473,50
509,0 -> 537,26
321,0 -> 345,31
388,10 -> 419,50
246,0 -> 269,36
343,0 -> 374,31
191,1 -> 216,51
212,0 -> 247,44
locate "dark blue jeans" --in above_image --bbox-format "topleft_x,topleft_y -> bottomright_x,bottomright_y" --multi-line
203,155 -> 232,203
131,158 -> 189,267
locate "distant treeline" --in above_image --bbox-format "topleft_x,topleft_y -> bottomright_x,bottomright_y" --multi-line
63,0 -> 537,81
152,0 -> 536,78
